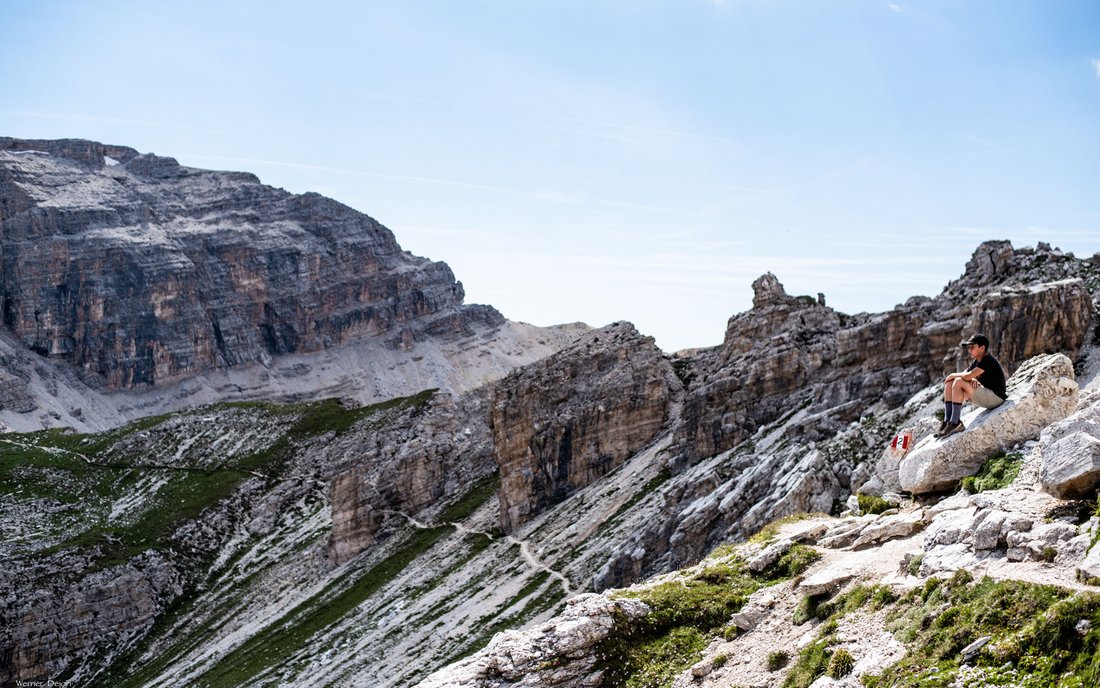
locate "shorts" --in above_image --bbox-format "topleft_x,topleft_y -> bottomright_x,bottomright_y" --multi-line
971,385 -> 1005,410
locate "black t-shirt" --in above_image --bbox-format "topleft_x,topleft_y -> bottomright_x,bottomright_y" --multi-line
967,353 -> 1007,400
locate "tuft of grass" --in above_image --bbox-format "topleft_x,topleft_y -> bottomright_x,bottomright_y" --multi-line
857,493 -> 893,515
826,648 -> 855,679
761,544 -> 822,582
783,639 -> 833,688
960,452 -> 1023,494
748,513 -> 811,547
793,593 -> 831,626
767,650 -> 790,671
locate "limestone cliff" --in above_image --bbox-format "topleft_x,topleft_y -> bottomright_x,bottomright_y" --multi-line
0,138 -> 488,387
491,322 -> 679,532
0,138 -> 585,432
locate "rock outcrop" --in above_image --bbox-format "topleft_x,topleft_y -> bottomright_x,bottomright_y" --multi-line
675,242 -> 1093,464
898,354 -> 1079,494
4,234 -> 1097,688
328,389 -> 496,563
0,137 -> 501,389
491,322 -> 679,532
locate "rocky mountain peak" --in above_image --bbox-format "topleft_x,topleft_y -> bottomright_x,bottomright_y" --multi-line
0,137 -> 487,391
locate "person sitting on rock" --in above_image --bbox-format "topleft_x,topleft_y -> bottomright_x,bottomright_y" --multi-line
936,333 -> 1007,438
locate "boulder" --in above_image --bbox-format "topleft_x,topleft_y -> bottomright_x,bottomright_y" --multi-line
416,593 -> 650,687
1039,394 -> 1100,498
1077,545 -> 1100,585
799,564 -> 856,596
898,354 -> 1078,494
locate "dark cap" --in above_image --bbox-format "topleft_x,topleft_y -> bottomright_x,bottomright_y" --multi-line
961,333 -> 989,348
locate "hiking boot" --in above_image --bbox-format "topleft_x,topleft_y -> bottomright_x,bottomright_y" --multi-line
941,421 -> 965,438
934,420 -> 949,437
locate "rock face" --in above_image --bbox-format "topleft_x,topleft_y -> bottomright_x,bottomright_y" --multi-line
328,388 -> 496,563
0,137 -> 500,389
5,553 -> 184,685
492,322 -> 679,532
898,354 -> 1079,494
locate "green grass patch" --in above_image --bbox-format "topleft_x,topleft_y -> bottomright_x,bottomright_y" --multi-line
767,650 -> 790,671
596,556 -> 771,687
783,571 -> 1100,688
960,452 -> 1023,494
764,544 -> 821,582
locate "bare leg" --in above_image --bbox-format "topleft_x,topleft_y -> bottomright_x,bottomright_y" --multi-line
949,378 -> 975,404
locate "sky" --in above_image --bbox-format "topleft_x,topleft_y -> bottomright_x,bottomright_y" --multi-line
2,1 -> 1098,351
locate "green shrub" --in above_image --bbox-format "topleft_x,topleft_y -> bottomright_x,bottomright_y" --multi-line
907,555 -> 924,578
857,493 -> 893,515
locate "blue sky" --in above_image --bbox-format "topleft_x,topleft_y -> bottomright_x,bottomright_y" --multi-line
2,1 -> 1098,351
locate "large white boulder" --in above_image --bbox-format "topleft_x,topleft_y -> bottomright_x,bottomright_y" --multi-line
1039,390 -> 1100,498
898,354 -> 1078,494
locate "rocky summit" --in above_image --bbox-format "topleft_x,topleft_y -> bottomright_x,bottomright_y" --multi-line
4,141 -> 1100,688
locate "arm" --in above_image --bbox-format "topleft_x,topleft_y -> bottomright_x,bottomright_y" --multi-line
947,367 -> 984,382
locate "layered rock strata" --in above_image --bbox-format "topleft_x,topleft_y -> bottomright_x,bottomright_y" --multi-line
0,137 -> 499,389
328,388 -> 496,563
491,322 -> 679,532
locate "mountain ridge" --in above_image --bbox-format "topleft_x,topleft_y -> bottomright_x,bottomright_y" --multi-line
3,138 -> 1100,688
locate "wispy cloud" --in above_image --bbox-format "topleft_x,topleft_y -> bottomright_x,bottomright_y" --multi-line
888,3 -> 904,13
1092,58 -> 1100,78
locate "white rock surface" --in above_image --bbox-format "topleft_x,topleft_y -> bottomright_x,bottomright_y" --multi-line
899,354 -> 1078,494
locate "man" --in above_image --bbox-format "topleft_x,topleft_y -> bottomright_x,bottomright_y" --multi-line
936,333 -> 1007,438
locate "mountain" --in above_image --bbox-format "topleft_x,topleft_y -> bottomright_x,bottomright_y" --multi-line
0,138 -> 585,432
3,140 -> 1099,687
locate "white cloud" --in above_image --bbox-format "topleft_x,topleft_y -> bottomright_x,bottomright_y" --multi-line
888,3 -> 904,13
1092,58 -> 1100,78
